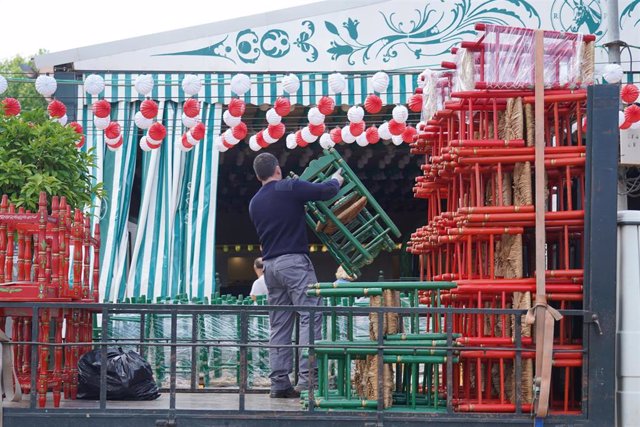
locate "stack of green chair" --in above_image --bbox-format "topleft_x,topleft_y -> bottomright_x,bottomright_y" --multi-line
296,148 -> 401,278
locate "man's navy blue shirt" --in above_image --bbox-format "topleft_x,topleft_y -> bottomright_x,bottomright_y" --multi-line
249,178 -> 340,260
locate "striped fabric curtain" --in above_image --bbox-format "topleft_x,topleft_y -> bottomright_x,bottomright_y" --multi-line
124,101 -> 220,302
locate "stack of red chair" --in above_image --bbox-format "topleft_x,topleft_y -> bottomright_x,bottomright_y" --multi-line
408,24 -> 595,414
0,192 -> 100,407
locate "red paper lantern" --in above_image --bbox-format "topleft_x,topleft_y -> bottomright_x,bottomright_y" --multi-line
47,100 -> 67,118
408,94 -> 423,113
317,96 -> 336,115
183,98 -> 201,118
68,121 -> 83,134
92,99 -> 111,118
147,138 -> 162,150
388,119 -> 406,136
232,122 -> 248,141
625,104 -> 640,124
140,100 -> 159,119
365,126 -> 380,144
621,84 -> 640,104
620,120 -> 632,130
309,123 -> 326,137
256,131 -> 269,148
191,122 -> 206,140
75,136 -> 85,149
402,126 -> 418,143
364,94 -> 383,114
268,123 -> 285,140
104,122 -> 121,139
274,97 -> 291,117
221,136 -> 234,149
330,127 -> 343,144
2,98 -> 21,117
106,136 -> 123,149
181,134 -> 194,150
349,121 -> 365,137
228,98 -> 246,117
148,122 -> 167,141
295,130 -> 308,147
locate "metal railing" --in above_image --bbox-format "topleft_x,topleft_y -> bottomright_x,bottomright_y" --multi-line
0,301 -> 601,427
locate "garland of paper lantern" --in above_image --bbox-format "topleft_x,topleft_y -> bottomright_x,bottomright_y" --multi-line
209,70 -> 425,152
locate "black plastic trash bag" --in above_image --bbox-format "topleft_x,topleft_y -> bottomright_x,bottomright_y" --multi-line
77,347 -> 160,400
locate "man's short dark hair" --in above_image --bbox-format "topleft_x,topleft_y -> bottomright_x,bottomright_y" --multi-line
254,257 -> 263,269
253,153 -> 279,181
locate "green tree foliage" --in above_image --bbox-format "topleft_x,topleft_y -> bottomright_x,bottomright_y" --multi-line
0,108 -> 103,211
0,51 -> 48,111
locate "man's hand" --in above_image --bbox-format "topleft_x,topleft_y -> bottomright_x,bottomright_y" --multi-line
331,168 -> 344,187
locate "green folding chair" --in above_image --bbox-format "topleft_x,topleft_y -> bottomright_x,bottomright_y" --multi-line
295,148 -> 401,277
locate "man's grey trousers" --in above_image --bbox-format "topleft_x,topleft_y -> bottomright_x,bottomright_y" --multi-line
263,253 -> 322,392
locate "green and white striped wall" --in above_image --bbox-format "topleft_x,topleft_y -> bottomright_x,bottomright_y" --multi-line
79,71 -> 419,302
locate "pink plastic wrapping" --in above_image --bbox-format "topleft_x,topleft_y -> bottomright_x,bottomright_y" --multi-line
464,24 -> 594,90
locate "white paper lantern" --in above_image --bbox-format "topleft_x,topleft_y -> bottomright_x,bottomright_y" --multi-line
391,135 -> 404,146
603,64 -> 624,84
230,74 -> 252,95
249,135 -> 261,151
319,133 -> 334,149
135,111 -> 153,130
619,111 -> 626,126
214,136 -> 228,152
35,75 -> 57,97
307,107 -> 325,125
186,131 -> 199,145
355,133 -> 369,147
301,127 -> 317,143
378,122 -> 392,140
282,74 -> 300,94
286,133 -> 297,149
0,75 -> 7,95
263,130 -> 278,144
329,73 -> 347,94
56,114 -> 68,126
392,105 -> 409,123
347,106 -> 364,123
266,108 -> 282,125
139,136 -> 152,152
223,110 -> 241,127
224,129 -> 240,145
94,115 -> 110,130
181,74 -> 202,96
341,126 -> 355,144
370,71 -> 389,93
134,74 -> 154,96
84,74 -> 105,96
182,113 -> 199,129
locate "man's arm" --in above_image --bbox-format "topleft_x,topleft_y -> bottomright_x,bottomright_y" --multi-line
292,179 -> 340,202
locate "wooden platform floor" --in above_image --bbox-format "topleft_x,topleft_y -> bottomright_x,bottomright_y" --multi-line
4,391 -> 302,411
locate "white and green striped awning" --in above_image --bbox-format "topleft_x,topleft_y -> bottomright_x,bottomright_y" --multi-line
80,71 -> 419,303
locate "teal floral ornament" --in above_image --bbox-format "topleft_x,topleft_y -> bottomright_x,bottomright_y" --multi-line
621,0 -> 640,30
261,29 -> 291,58
324,0 -> 541,65
294,20 -> 319,63
236,29 -> 261,63
156,35 -> 236,63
